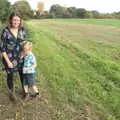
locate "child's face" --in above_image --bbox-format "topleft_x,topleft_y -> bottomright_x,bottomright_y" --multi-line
24,45 -> 32,54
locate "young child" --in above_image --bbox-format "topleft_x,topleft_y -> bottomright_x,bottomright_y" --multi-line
22,41 -> 39,100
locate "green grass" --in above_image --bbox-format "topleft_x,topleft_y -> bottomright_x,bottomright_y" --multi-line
0,19 -> 120,120
25,19 -> 120,120
48,18 -> 120,27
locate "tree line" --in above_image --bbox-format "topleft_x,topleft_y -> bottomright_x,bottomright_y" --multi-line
0,0 -> 120,23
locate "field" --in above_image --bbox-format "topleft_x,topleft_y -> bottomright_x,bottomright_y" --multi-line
0,19 -> 120,120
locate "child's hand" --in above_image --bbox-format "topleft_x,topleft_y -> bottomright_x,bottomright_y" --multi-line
23,67 -> 32,71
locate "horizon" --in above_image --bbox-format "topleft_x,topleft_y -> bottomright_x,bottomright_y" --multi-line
9,0 -> 120,13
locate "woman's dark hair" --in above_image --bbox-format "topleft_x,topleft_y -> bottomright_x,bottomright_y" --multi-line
8,12 -> 22,28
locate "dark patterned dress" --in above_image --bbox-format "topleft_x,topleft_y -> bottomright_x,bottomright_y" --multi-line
0,26 -> 25,73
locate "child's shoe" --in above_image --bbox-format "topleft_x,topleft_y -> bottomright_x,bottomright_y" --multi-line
32,92 -> 40,98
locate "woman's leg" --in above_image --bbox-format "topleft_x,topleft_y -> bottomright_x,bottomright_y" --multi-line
18,69 -> 24,92
18,58 -> 24,89
7,73 -> 14,92
7,72 -> 18,102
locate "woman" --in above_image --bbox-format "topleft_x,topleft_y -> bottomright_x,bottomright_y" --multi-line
0,12 -> 26,95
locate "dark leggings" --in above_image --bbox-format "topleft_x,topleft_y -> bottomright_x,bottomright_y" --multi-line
7,70 -> 24,92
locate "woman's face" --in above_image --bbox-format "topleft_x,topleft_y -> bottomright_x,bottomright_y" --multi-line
11,16 -> 21,28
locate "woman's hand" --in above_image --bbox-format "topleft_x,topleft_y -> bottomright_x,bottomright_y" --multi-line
2,52 -> 14,68
20,52 -> 25,59
7,61 -> 14,68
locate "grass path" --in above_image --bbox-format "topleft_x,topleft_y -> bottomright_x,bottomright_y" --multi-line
25,20 -> 120,120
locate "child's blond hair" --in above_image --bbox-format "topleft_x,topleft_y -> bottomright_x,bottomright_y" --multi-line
23,41 -> 32,51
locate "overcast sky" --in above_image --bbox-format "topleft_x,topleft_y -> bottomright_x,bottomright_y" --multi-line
9,0 -> 120,13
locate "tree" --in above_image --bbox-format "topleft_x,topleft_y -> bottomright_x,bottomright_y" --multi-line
0,0 -> 12,23
76,8 -> 88,18
13,0 -> 33,19
112,12 -> 120,19
50,4 -> 64,18
67,7 -> 77,18
37,1 -> 44,16
91,10 -> 100,18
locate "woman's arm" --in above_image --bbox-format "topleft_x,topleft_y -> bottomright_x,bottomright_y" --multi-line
1,29 -> 13,68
